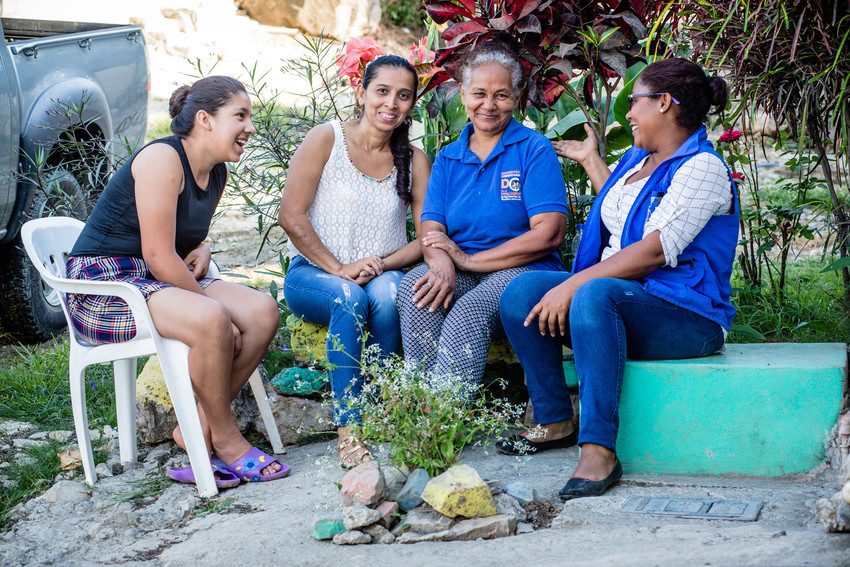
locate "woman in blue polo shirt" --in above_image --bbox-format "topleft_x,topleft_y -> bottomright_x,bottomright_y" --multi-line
396,41 -> 568,388
498,58 -> 737,500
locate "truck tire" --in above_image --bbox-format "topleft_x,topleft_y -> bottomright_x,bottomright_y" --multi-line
0,169 -> 88,342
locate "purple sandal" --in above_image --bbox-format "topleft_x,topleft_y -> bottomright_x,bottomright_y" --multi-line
221,447 -> 291,482
166,461 -> 241,490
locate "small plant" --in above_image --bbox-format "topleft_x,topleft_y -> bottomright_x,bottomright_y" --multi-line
351,346 -> 523,476
0,338 -> 119,429
0,440 -> 66,528
191,496 -> 235,519
113,471 -> 170,505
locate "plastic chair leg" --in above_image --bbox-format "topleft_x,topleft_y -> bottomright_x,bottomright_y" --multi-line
248,367 -> 285,454
113,357 -> 138,464
69,359 -> 96,485
159,343 -> 217,497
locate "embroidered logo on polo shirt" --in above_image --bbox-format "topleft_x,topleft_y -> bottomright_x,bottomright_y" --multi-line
500,169 -> 522,201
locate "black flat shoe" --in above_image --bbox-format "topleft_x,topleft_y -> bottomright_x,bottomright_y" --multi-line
559,457 -> 623,500
495,427 -> 579,456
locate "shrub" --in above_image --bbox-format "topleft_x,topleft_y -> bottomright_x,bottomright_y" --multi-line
351,346 -> 523,476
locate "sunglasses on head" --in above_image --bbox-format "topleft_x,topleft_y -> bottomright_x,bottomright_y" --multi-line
628,92 -> 681,109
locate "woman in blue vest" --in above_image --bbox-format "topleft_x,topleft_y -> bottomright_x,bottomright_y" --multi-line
497,58 -> 738,499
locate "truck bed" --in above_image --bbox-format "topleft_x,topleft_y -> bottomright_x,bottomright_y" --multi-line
1,17 -> 118,41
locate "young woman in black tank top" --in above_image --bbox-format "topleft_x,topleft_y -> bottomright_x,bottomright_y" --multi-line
67,76 -> 289,485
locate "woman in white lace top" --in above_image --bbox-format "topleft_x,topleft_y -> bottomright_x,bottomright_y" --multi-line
279,55 -> 430,467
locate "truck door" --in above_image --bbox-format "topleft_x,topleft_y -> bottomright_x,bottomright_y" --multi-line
0,39 -> 21,237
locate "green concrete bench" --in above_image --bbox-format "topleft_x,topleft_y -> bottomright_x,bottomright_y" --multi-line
563,343 -> 848,476
285,314 -> 517,365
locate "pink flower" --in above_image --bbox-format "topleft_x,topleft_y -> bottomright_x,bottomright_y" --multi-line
719,129 -> 743,143
408,37 -> 443,91
731,171 -> 746,181
336,37 -> 385,88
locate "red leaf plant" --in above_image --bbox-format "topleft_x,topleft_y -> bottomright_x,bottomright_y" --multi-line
422,0 -> 672,108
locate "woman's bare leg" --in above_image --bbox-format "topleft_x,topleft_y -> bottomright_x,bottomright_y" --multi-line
147,288 -> 275,474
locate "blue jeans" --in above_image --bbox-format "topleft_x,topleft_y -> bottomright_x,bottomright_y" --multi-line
283,256 -> 404,426
500,272 -> 725,451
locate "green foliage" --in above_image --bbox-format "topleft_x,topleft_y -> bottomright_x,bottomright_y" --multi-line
16,93 -> 137,218
730,259 -> 850,343
671,0 -> 850,310
112,471 -> 171,504
382,0 -> 425,30
352,347 -> 523,476
0,338 -> 120,429
0,440 -> 64,528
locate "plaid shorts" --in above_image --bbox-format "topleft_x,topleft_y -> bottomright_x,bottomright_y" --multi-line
66,255 -> 218,345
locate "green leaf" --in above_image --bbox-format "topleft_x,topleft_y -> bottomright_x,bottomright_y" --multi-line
545,108 -> 587,139
605,126 -> 633,151
613,62 -> 647,129
729,324 -> 766,340
820,257 -> 850,272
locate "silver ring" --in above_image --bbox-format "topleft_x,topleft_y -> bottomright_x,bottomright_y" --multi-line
423,282 -> 432,288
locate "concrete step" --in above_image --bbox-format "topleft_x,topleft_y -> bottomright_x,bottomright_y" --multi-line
564,343 -> 847,476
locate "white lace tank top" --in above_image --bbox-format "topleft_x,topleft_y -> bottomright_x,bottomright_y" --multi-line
288,121 -> 409,265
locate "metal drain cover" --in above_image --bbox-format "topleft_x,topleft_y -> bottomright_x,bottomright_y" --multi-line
621,497 -> 763,521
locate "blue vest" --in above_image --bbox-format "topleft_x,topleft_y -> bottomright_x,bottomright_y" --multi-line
572,126 -> 739,329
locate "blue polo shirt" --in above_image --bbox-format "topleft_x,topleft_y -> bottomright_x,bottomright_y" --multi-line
422,118 -> 567,271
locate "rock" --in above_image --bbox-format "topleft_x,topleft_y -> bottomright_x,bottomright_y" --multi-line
58,449 -> 83,471
12,438 -> 47,448
89,429 -> 102,442
816,493 -> 850,532
485,479 -> 501,495
253,393 -> 334,446
95,463 -> 113,478
421,464 -> 496,519
311,517 -> 346,540
15,455 -> 37,467
48,430 -> 73,443
342,503 -> 382,530
341,460 -> 386,507
381,465 -> 407,501
494,493 -> 527,524
449,514 -> 517,541
397,530 -> 447,544
237,0 -> 381,41
144,443 -> 173,465
332,530 -> 372,545
396,468 -> 430,511
137,355 -> 259,444
516,522 -> 534,534
282,315 -> 329,364
404,505 -> 455,534
362,523 -> 395,544
271,366 -> 328,396
29,431 -> 49,440
504,481 -> 538,506
136,356 -> 178,444
375,500 -> 399,529
137,486 -> 200,528
41,481 -> 90,504
0,420 -> 36,437
843,481 -> 850,505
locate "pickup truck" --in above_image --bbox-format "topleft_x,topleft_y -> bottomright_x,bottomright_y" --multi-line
0,17 -> 148,341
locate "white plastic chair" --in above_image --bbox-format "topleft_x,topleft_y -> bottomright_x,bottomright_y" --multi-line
21,217 -> 284,497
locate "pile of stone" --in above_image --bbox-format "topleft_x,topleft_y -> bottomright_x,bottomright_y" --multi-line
311,461 -> 540,545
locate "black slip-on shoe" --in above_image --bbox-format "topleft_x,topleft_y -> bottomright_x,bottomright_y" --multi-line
559,457 -> 623,500
495,427 -> 579,456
